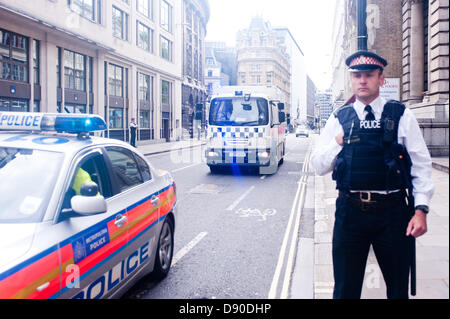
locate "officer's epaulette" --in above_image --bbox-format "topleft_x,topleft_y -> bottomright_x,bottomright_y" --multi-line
333,103 -> 354,117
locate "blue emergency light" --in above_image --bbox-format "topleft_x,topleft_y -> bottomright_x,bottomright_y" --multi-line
0,112 -> 107,133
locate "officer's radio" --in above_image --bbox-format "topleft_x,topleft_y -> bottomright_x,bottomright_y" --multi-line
383,118 -> 396,143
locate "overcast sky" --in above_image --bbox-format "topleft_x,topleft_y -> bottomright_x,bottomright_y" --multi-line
204,0 -> 337,90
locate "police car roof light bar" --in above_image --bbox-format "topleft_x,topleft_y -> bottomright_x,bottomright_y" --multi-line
0,112 -> 107,134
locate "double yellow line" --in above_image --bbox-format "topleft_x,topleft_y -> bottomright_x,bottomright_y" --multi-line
268,142 -> 313,299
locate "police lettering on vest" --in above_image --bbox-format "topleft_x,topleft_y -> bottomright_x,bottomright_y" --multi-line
360,119 -> 381,129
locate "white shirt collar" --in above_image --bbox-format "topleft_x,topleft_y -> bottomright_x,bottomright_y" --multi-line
354,96 -> 386,120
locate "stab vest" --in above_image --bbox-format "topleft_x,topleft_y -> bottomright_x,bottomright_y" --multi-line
332,100 -> 413,192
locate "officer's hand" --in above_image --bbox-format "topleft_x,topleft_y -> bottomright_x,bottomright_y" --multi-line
406,210 -> 428,238
335,131 -> 344,146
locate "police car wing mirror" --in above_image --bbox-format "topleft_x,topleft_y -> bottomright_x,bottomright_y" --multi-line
71,182 -> 107,216
71,195 -> 107,216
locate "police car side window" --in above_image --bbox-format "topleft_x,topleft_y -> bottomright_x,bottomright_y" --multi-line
133,153 -> 152,182
105,147 -> 143,193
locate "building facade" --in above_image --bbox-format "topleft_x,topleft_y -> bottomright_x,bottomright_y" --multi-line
181,0 -> 209,139
330,0 -> 448,156
0,0 -> 187,143
306,75 -> 317,128
236,17 -> 291,117
316,89 -> 334,126
204,45 -> 230,98
273,28 -> 307,128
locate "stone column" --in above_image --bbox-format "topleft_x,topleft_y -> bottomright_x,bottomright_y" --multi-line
409,0 -> 425,103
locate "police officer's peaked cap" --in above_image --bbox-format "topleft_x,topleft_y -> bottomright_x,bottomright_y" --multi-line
345,50 -> 388,72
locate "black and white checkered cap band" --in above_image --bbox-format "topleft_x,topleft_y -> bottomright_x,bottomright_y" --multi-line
209,126 -> 266,138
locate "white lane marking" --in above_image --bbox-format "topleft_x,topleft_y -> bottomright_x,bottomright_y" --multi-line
280,147 -> 312,299
268,142 -> 313,299
225,186 -> 255,211
260,175 -> 267,180
171,232 -> 208,267
268,177 -> 302,299
171,163 -> 201,173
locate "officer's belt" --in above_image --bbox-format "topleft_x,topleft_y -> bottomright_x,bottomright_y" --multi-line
339,190 -> 406,211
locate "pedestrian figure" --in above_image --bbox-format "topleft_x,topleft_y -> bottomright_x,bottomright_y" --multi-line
311,50 -> 434,299
129,118 -> 138,148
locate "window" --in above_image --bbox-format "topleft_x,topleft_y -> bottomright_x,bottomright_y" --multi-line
105,147 -> 143,192
109,108 -> 123,128
69,0 -> 101,23
137,21 -> 153,52
134,154 -> 151,182
108,64 -> 123,97
63,103 -> 87,114
0,97 -> 29,112
160,0 -> 172,33
138,72 -> 151,101
139,110 -> 150,129
239,72 -> 246,84
0,147 -> 64,223
161,80 -> 170,105
0,29 -> 28,82
160,36 -> 172,61
112,6 -> 128,40
64,50 -> 86,91
137,0 -> 151,18
33,40 -> 40,84
57,47 -> 61,88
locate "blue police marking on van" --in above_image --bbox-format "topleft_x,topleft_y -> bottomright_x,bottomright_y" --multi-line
72,240 -> 152,299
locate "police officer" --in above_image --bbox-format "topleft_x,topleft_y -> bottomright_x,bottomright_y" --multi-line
311,50 -> 435,299
129,118 -> 138,148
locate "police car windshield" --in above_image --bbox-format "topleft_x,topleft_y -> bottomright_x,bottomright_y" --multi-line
0,147 -> 63,223
209,98 -> 269,126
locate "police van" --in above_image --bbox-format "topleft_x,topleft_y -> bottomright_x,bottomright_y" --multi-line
0,112 -> 177,299
206,86 -> 288,174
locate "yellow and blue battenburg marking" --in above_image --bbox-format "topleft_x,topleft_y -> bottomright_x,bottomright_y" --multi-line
0,112 -> 106,133
0,183 -> 176,299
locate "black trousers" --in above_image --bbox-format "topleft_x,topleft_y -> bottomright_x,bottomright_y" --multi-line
130,128 -> 136,148
332,194 -> 413,299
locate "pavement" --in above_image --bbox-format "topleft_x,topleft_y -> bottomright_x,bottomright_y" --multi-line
135,137 -> 448,299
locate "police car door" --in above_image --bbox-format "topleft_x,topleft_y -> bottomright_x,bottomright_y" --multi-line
103,146 -> 163,292
56,148 -> 132,299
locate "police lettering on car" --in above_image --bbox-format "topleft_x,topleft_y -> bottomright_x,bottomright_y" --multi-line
311,50 -> 434,299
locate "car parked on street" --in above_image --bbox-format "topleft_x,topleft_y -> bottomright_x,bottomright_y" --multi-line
295,125 -> 309,137
0,112 -> 177,299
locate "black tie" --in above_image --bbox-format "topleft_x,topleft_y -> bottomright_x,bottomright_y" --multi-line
365,105 -> 375,121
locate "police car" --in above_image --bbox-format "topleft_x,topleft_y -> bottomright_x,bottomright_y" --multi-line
0,112 -> 177,299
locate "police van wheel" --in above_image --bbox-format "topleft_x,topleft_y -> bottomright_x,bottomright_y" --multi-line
209,166 -> 221,174
152,218 -> 174,280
